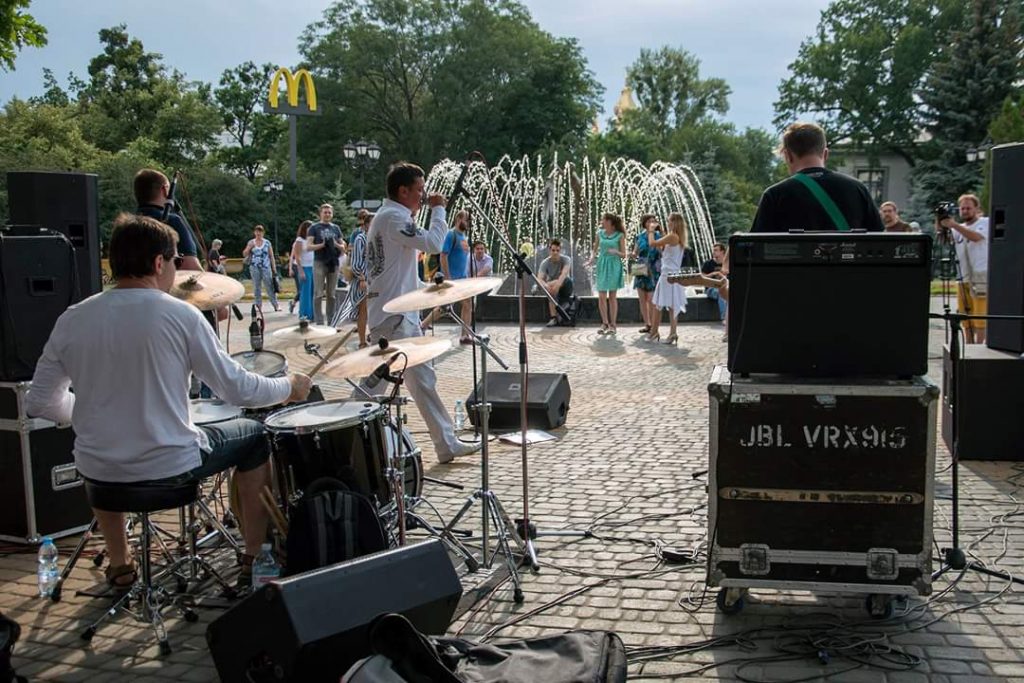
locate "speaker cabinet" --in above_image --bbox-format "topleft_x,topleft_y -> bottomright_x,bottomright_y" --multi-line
206,540 -> 462,683
0,229 -> 79,381
942,344 -> 1024,460
988,142 -> 1024,353
7,171 -> 102,299
467,372 -> 571,430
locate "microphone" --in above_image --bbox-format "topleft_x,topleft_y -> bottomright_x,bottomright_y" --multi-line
160,171 -> 178,222
249,305 -> 264,351
231,305 -> 244,321
449,161 -> 470,203
365,352 -> 401,389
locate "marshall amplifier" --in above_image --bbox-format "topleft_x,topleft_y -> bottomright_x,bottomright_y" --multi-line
727,232 -> 932,377
707,367 -> 937,605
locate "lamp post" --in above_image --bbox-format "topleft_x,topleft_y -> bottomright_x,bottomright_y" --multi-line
966,137 -> 992,163
262,178 -> 284,252
342,140 -> 382,209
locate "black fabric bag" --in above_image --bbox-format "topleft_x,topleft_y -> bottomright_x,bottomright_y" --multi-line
0,612 -> 26,683
284,478 -> 388,576
345,613 -> 627,683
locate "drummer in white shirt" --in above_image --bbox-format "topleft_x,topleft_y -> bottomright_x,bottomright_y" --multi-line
27,213 -> 312,589
363,162 -> 481,463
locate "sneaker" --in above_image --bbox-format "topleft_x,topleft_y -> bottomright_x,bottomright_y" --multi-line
438,440 -> 481,463
545,317 -> 558,327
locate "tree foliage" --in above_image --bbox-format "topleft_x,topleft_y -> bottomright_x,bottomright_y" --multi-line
0,0 -> 46,71
626,47 -> 730,137
214,61 -> 287,181
774,0 -> 965,165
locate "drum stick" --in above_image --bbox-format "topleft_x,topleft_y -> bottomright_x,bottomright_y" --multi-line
308,328 -> 356,379
261,486 -> 289,535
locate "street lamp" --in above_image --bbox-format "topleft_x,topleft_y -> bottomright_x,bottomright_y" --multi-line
966,137 -> 992,163
343,140 -> 382,209
262,178 -> 284,251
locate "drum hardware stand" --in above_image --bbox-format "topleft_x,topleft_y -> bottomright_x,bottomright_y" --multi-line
931,309 -> 1024,587
441,332 -> 526,602
454,187 -> 588,573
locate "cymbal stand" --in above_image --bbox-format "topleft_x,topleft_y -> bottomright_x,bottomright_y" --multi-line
441,333 -> 525,602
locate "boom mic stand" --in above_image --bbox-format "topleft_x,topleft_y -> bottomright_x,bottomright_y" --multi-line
452,189 -> 587,573
931,308 -> 1024,587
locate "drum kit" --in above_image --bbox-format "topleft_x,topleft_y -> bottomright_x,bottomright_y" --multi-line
172,269 -> 513,577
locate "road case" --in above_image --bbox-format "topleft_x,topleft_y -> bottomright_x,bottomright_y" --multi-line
706,367 -> 938,616
0,381 -> 90,544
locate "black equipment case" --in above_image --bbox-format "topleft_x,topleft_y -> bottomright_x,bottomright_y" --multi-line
707,367 -> 937,604
0,381 -> 90,543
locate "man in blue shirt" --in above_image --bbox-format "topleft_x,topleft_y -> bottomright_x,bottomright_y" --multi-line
421,210 -> 473,341
307,203 -> 345,325
134,169 -> 201,271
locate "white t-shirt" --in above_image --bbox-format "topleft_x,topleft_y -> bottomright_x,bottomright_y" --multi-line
26,288 -> 291,482
295,237 -> 314,268
365,198 -> 448,329
953,216 -> 989,287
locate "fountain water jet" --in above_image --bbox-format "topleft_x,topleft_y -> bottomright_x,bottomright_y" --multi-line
423,155 -> 716,297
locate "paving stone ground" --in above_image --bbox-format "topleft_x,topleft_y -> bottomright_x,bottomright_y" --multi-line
4,298 -> 1024,682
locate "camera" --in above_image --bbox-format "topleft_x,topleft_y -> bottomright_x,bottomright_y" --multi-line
934,201 -> 957,220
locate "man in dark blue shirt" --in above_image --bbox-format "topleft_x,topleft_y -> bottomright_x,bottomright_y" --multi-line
307,203 -> 345,325
134,169 -> 202,272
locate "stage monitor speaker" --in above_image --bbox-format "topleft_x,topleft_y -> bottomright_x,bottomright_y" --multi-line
6,171 -> 102,299
987,142 -> 1024,354
0,229 -> 78,381
467,372 -> 571,431
941,344 -> 1024,460
206,540 -> 462,683
727,232 -> 932,377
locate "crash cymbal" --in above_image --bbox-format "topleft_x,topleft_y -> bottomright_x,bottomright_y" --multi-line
170,271 -> 245,311
270,320 -> 342,342
319,336 -> 453,380
382,276 -> 503,314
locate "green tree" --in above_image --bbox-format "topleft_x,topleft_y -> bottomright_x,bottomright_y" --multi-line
910,0 -> 1023,217
626,46 -> 730,137
0,0 -> 46,71
774,0 -> 964,165
989,95 -> 1024,143
214,61 -> 286,181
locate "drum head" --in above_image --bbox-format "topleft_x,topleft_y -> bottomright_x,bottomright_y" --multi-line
231,350 -> 287,376
264,399 -> 384,433
190,399 -> 243,425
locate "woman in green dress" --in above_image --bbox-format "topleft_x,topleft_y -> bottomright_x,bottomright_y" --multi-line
590,213 -> 626,334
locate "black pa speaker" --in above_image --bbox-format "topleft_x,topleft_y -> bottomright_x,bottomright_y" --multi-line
467,372 -> 571,430
7,171 -> 102,299
987,142 -> 1024,353
206,540 -> 462,683
942,344 -> 1024,460
0,229 -> 78,381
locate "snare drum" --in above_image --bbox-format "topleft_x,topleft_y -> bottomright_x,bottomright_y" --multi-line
189,399 -> 243,426
231,350 -> 288,420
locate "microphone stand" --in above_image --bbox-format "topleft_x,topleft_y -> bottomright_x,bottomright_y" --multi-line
931,309 -> 1024,587
451,190 -> 585,573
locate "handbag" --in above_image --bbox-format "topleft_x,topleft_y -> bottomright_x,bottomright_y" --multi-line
630,262 -> 650,278
272,274 -> 281,294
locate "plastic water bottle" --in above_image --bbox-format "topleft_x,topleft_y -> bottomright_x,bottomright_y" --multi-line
37,537 -> 59,598
454,399 -> 466,431
251,543 -> 280,588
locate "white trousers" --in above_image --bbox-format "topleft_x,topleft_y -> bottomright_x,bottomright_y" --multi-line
359,315 -> 459,460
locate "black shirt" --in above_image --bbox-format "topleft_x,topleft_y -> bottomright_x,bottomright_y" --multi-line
308,222 -> 343,268
137,204 -> 199,256
207,249 -> 221,272
750,168 -> 885,233
701,258 -> 722,275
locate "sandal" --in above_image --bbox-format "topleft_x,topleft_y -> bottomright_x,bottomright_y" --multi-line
105,562 -> 137,591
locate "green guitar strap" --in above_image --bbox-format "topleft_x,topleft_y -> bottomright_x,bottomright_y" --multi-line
791,172 -> 850,232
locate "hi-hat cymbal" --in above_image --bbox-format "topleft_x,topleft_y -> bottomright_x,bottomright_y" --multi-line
171,271 -> 245,311
382,277 -> 503,314
271,321 -> 341,342
320,336 -> 452,380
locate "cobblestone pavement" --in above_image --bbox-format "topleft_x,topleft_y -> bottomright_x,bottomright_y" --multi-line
5,302 -> 1024,682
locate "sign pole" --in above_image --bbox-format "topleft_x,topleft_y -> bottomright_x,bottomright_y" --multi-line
289,115 -> 298,184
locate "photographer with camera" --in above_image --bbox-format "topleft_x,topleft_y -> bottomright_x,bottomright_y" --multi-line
937,194 -> 989,343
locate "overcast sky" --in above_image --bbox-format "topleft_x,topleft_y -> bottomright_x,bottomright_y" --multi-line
0,0 -> 831,133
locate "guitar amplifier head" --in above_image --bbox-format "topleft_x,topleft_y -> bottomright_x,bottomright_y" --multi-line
727,232 -> 932,377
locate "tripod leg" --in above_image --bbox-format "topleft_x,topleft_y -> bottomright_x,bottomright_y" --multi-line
407,511 -> 479,572
484,493 -> 524,604
491,495 -> 538,571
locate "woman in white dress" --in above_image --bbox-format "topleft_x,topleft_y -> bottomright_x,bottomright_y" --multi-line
647,212 -> 692,345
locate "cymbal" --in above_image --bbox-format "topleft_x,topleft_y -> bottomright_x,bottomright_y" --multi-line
170,271 -> 244,310
382,277 -> 503,313
319,336 -> 452,380
271,321 -> 341,342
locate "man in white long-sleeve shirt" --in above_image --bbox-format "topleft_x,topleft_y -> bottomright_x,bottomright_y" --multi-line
364,162 -> 480,462
27,213 -> 312,588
